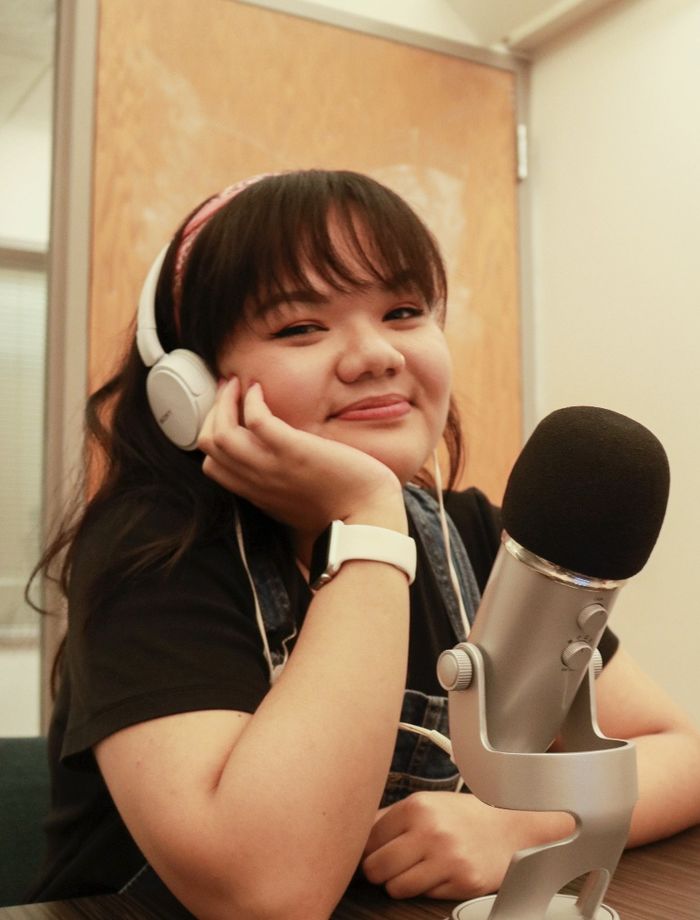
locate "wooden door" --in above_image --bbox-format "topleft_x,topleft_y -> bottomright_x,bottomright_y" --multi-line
90,0 -> 522,502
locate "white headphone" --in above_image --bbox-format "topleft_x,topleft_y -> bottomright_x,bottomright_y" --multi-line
136,245 -> 218,450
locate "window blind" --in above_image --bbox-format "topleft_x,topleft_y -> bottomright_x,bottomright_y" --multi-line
0,262 -> 47,642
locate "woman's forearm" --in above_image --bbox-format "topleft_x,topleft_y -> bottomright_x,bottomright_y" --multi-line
210,558 -> 411,914
97,548 -> 412,920
626,728 -> 700,846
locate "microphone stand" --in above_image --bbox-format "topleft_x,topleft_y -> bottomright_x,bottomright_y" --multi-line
438,643 -> 638,919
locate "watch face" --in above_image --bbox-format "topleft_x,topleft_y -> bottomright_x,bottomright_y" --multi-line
309,523 -> 333,589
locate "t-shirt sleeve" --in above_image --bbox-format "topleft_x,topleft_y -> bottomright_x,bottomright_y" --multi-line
443,487 -> 619,666
62,505 -> 271,765
443,487 -> 502,594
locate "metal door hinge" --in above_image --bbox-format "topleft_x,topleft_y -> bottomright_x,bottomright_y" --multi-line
517,123 -> 528,181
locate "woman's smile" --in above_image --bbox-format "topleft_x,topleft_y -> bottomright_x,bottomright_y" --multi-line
330,394 -> 412,422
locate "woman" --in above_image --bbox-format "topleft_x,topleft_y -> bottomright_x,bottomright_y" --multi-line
30,170 -> 700,919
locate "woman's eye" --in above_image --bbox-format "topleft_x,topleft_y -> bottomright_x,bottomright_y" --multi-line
272,323 -> 325,339
385,305 -> 426,321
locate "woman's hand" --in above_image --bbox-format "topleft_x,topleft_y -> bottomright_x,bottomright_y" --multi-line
361,791 -> 574,901
198,378 -> 404,537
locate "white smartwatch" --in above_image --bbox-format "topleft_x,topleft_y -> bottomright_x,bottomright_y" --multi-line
309,520 -> 417,590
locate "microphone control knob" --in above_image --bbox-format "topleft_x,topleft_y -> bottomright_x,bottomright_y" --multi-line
437,647 -> 473,691
577,603 -> 608,636
592,648 -> 604,679
561,640 -> 594,671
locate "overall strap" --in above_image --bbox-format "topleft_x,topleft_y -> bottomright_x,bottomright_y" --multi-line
403,484 -> 481,642
234,504 -> 297,681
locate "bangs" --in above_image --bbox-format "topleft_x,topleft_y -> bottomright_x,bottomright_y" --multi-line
179,171 -> 447,362
245,174 -> 447,319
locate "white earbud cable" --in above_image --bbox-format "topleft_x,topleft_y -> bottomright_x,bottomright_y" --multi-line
432,450 -> 471,639
234,506 -> 276,682
398,721 -> 454,760
397,721 -> 465,792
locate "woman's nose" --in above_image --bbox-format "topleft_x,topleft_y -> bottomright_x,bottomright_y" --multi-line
335,329 -> 406,382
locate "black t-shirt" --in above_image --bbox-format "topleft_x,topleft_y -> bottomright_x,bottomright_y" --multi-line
28,488 -> 618,902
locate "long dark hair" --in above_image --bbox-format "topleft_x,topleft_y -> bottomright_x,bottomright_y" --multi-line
33,170 -> 465,683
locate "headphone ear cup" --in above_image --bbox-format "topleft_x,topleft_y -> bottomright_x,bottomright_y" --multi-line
146,349 -> 217,450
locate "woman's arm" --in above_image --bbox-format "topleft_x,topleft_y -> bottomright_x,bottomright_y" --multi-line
362,647 -> 700,901
95,380 -> 413,920
97,556 -> 409,920
594,646 -> 700,846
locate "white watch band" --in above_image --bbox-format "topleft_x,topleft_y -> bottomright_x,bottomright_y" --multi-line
315,520 -> 417,588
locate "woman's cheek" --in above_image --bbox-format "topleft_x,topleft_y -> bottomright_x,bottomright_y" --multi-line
420,335 -> 452,404
425,343 -> 453,437
256,371 -> 321,431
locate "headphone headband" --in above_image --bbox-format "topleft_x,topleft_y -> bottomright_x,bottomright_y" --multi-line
136,244 -> 170,368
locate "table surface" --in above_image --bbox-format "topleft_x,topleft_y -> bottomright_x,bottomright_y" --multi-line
3,823 -> 698,919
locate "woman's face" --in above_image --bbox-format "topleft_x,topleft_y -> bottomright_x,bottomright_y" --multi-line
218,225 -> 452,486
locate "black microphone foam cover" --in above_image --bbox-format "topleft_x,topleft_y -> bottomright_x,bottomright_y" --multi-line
501,406 -> 670,580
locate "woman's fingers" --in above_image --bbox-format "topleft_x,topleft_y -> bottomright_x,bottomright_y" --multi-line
214,375 -> 240,430
198,376 -> 239,451
363,822 -> 453,900
202,379 -> 295,461
240,382 -> 304,455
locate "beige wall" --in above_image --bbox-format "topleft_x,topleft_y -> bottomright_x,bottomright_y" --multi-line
530,0 -> 700,722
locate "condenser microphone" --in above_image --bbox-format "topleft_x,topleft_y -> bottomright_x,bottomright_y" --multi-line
457,406 -> 670,754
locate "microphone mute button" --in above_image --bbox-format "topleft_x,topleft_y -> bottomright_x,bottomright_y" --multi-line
577,603 -> 608,635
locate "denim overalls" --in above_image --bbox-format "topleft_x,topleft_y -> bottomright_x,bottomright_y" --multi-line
241,484 -> 482,805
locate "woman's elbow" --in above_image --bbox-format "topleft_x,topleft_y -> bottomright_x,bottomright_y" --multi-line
163,857 -> 344,920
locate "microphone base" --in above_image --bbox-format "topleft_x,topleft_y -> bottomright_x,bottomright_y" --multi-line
452,893 -> 619,919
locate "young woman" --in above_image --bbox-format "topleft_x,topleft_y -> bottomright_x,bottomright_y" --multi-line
30,170 -> 700,919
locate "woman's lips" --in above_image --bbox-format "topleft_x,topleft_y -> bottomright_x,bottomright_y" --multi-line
332,396 -> 411,421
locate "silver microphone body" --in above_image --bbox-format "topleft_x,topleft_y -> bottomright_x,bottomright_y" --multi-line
467,534 -> 624,754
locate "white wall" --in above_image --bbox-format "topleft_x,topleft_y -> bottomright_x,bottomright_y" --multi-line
0,648 -> 41,736
254,0 -> 480,44
529,0 -> 700,722
0,62 -> 52,737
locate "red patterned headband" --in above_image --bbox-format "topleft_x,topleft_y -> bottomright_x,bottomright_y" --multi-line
172,172 -> 275,328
